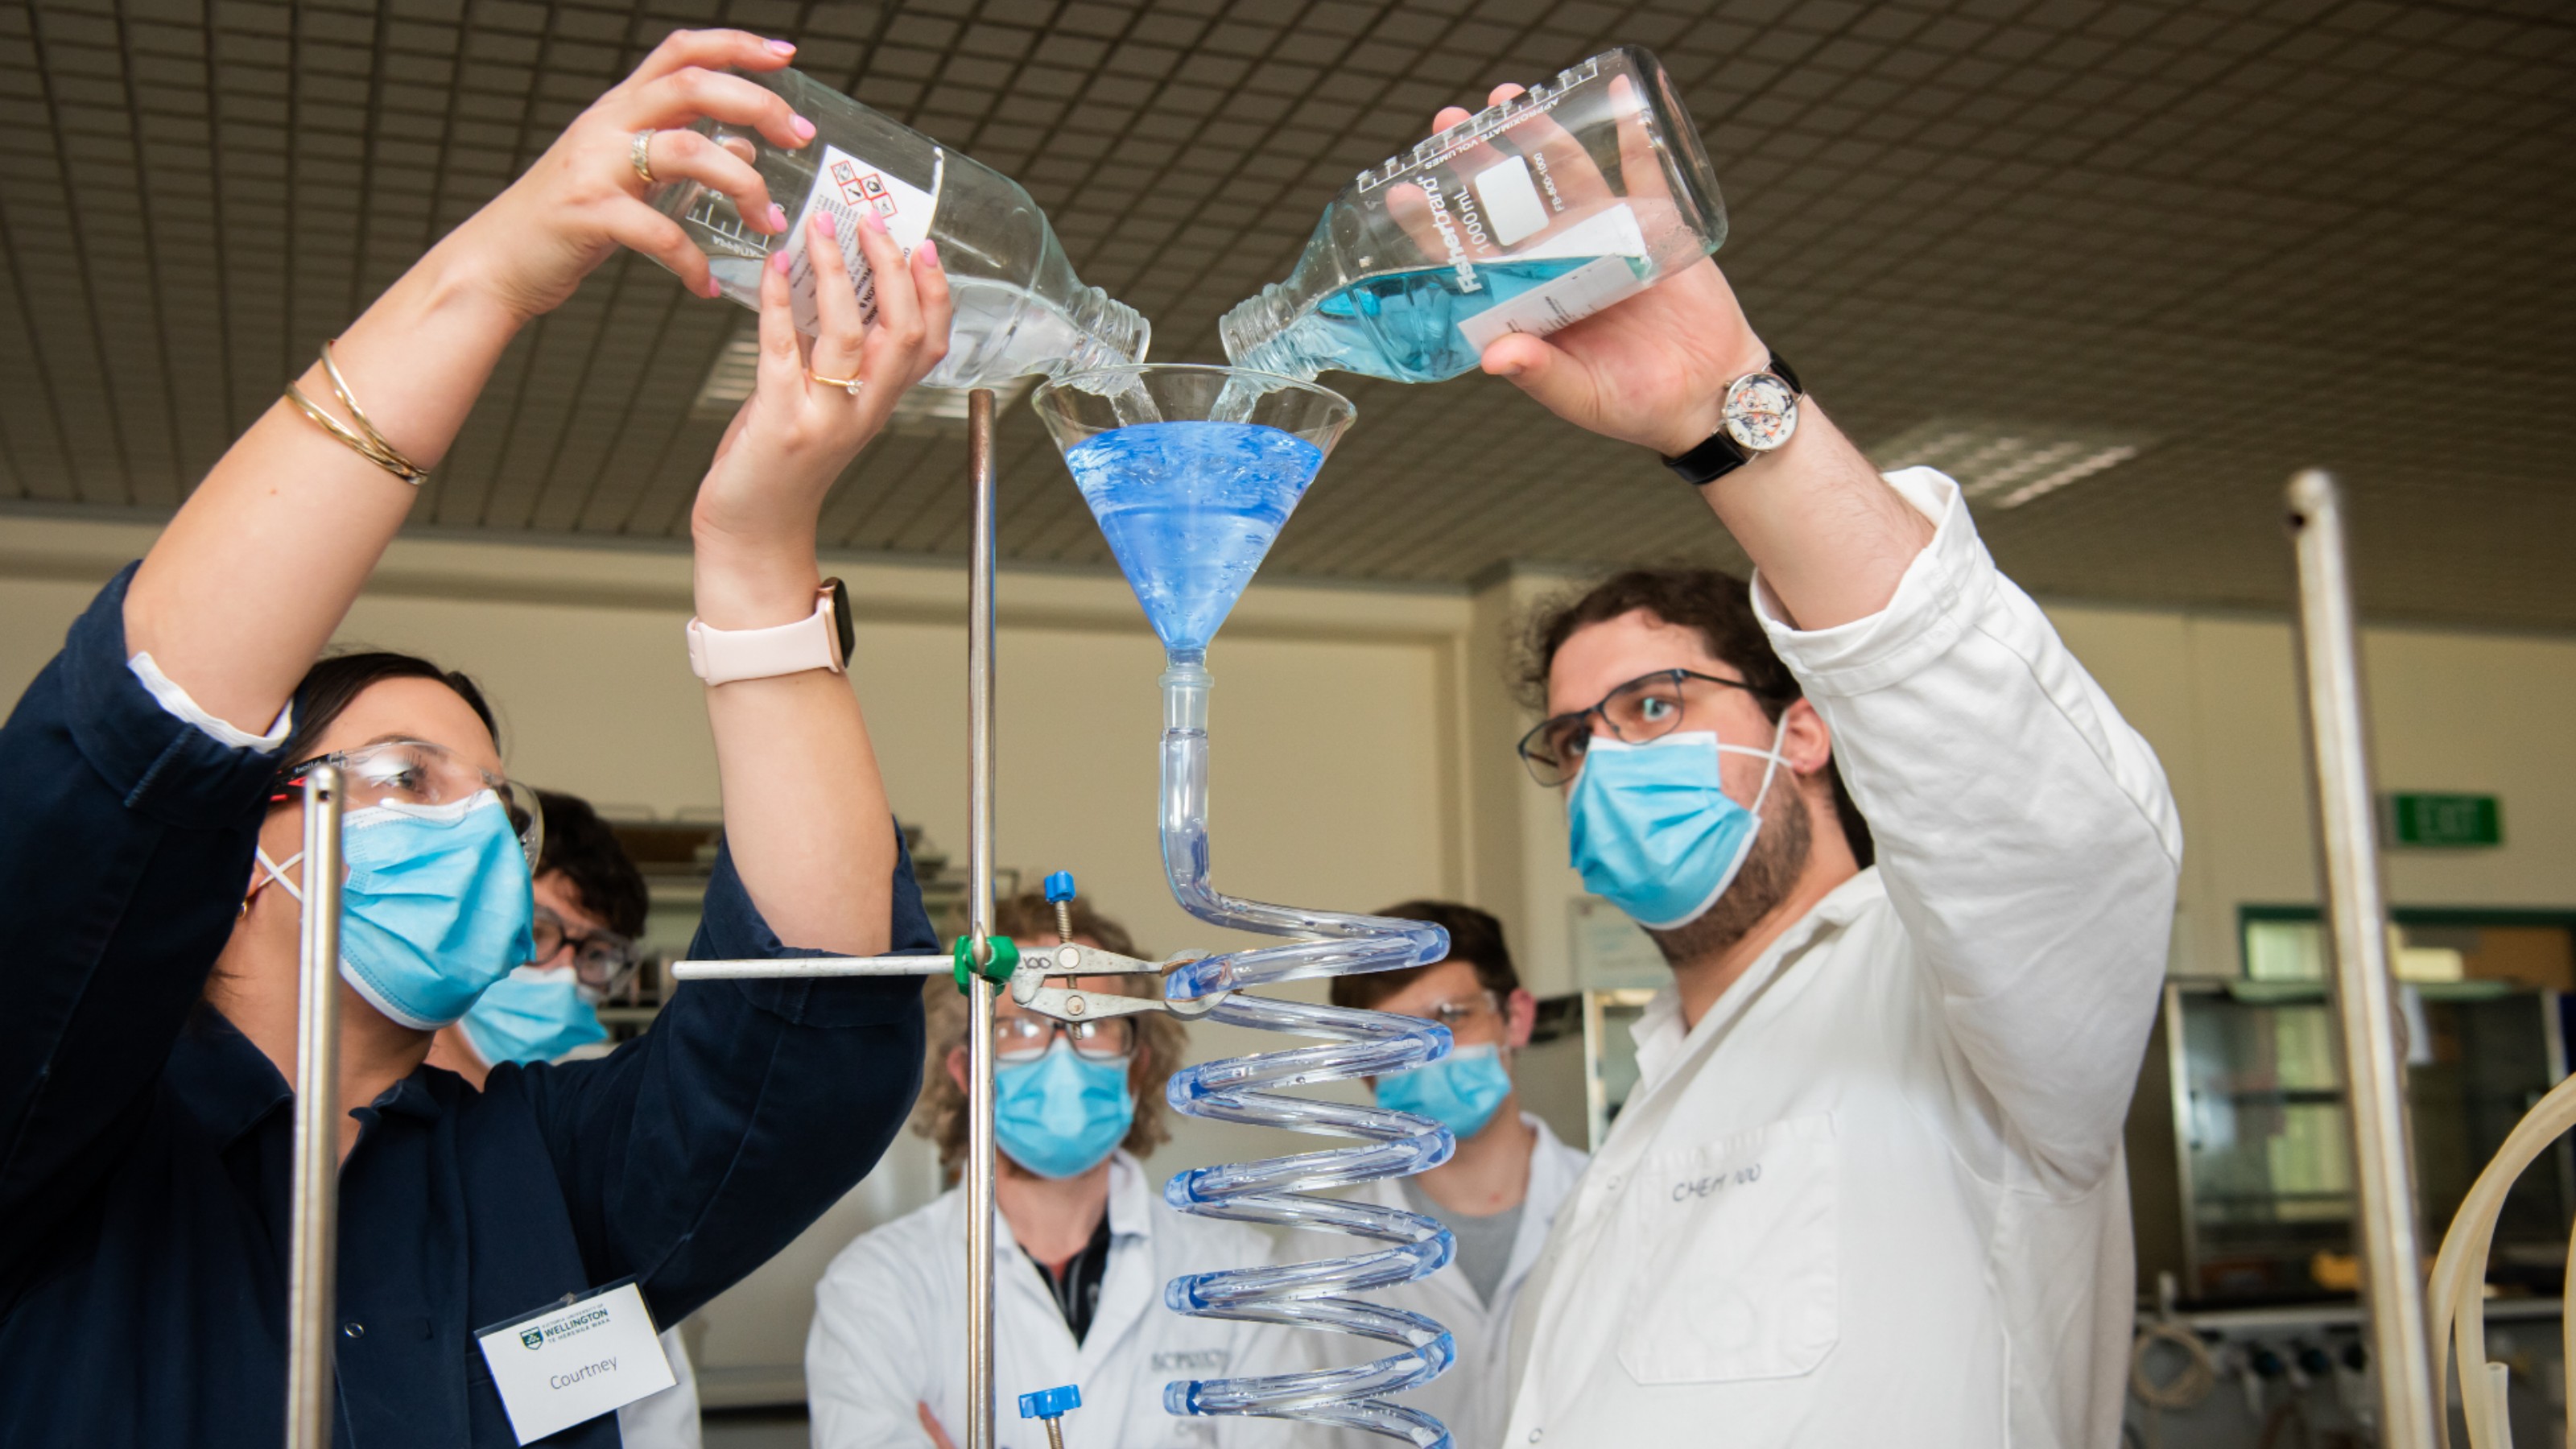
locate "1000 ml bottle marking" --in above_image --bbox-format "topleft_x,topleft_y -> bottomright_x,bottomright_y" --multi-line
1416,176 -> 1482,295
1353,55 -> 1604,193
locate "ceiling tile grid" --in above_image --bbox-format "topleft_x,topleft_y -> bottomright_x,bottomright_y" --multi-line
0,0 -> 2568,628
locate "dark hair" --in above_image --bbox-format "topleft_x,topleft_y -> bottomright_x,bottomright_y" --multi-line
1332,900 -> 1519,1012
279,650 -> 498,766
1521,568 -> 1873,868
535,790 -> 650,939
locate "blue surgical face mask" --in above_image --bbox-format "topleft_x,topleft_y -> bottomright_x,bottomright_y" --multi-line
461,964 -> 607,1067
257,791 -> 537,1030
1373,1043 -> 1513,1140
994,1039 -> 1135,1180
1564,729 -> 1790,931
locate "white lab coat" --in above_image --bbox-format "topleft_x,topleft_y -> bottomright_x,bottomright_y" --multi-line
613,1328 -> 700,1448
1502,468 -> 2182,1449
807,1150 -> 1311,1449
1302,1114 -> 1586,1449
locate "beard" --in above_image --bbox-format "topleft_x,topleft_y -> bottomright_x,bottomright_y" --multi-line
1644,785 -> 1814,968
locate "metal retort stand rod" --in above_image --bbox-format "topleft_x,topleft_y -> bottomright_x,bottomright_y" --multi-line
2287,469 -> 2438,1449
673,388 -> 1009,1449
962,387 -> 1003,1449
287,766 -> 347,1449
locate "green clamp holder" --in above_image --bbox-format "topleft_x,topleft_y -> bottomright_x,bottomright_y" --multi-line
952,933 -> 1019,994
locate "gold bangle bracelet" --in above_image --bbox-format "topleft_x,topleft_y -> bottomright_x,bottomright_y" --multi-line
282,340 -> 431,485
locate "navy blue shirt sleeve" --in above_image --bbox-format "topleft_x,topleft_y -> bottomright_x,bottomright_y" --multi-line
504,829 -> 935,1327
0,566 -> 279,1298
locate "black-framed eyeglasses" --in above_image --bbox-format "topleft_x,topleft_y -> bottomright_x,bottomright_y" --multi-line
530,906 -> 642,992
1516,669 -> 1767,786
996,1014 -> 1136,1064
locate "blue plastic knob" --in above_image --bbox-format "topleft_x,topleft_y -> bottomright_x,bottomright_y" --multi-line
1018,1384 -> 1081,1420
1042,870 -> 1077,904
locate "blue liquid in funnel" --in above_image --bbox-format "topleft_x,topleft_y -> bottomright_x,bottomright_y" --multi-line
1065,422 -> 1323,656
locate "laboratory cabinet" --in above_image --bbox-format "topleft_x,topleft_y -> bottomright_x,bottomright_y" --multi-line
2128,910 -> 2576,1306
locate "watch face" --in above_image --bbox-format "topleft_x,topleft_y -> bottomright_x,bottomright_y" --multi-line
1722,373 -> 1799,452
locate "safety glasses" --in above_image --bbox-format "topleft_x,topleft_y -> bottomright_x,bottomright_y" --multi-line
995,1014 -> 1136,1065
530,906 -> 643,993
273,737 -> 543,866
1515,668 -> 1769,787
1405,992 -> 1505,1041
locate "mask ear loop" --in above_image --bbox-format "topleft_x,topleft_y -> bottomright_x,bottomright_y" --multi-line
242,845 -> 307,917
1718,712 -> 1800,819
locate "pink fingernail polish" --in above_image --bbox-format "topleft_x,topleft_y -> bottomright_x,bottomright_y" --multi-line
705,275 -> 724,298
770,250 -> 791,276
916,239 -> 939,268
766,203 -> 788,232
815,212 -> 836,239
791,115 -> 817,142
768,39 -> 797,55
863,207 -> 888,234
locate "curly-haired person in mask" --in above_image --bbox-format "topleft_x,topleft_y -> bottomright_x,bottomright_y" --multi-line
807,890 -> 1313,1449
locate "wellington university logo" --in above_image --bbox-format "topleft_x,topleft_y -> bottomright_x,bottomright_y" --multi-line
519,1304 -> 612,1351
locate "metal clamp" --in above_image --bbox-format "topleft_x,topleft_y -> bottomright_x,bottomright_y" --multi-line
1003,939 -> 1226,1022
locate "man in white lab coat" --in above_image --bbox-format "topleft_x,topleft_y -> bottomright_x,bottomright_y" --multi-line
1406,80 -> 2183,1449
806,893 -> 1308,1449
1321,901 -> 1587,1449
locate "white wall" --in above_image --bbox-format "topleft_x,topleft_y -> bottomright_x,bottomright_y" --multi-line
14,514 -> 2576,995
14,512 -> 2576,1399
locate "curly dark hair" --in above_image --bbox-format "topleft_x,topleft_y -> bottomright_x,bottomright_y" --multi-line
534,791 -> 649,939
1521,568 -> 1872,867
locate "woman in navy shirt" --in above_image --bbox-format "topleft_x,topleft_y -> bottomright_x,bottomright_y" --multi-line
0,28 -> 953,1446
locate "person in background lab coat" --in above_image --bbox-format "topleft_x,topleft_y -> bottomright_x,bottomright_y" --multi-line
1318,902 -> 1585,1449
423,789 -> 698,1449
807,892 -> 1307,1449
1376,77 -> 2182,1449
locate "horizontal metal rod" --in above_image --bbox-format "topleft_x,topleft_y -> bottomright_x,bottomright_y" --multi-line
671,956 -> 947,980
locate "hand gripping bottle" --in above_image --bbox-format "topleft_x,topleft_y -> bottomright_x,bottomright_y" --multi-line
652,68 -> 1149,389
1220,47 -> 1724,385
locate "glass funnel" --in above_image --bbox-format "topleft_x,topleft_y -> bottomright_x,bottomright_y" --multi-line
1032,365 -> 1356,661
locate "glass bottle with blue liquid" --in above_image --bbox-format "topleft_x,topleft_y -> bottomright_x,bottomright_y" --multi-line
1220,46 -> 1726,385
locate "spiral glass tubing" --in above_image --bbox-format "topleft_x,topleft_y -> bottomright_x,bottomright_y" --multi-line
1154,658 -> 1460,1447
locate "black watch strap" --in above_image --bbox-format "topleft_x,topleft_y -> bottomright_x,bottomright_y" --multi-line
1661,351 -> 1802,488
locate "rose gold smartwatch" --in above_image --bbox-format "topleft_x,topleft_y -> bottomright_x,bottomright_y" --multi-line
685,579 -> 854,685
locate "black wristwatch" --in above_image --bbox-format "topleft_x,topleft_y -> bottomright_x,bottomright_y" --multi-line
1661,352 -> 1804,488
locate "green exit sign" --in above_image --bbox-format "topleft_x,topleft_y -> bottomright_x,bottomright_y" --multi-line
2384,792 -> 2503,848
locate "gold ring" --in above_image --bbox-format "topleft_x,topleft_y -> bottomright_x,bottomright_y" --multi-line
807,370 -> 865,397
630,130 -> 657,186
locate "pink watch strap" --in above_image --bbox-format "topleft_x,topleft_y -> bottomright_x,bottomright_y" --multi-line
685,593 -> 844,685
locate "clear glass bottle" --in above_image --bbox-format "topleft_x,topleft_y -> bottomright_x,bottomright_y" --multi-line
652,68 -> 1149,389
1220,46 -> 1725,385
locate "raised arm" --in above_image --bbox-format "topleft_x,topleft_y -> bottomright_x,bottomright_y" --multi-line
1435,85 -> 1930,630
688,197 -> 951,948
124,28 -> 811,735
1442,84 -> 2179,1185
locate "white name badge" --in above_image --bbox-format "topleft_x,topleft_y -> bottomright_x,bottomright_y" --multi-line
474,1282 -> 676,1445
